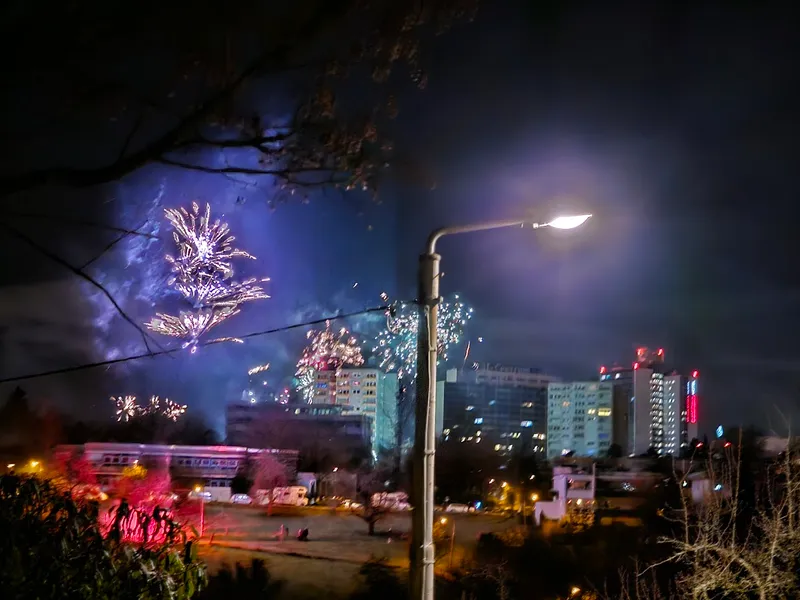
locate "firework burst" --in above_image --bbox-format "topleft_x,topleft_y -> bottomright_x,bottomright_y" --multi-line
145,202 -> 269,349
295,320 -> 364,402
113,395 -> 141,422
111,395 -> 187,422
161,398 -> 187,421
248,363 -> 271,376
373,294 -> 473,379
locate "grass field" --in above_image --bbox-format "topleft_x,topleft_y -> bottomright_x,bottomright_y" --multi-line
192,505 -> 516,598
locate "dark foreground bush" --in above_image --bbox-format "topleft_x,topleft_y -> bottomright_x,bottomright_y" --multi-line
199,559 -> 283,599
349,558 -> 405,600
0,474 -> 206,599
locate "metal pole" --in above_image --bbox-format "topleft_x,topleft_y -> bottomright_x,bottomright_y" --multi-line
199,498 -> 205,538
408,214 -> 581,600
410,251 -> 440,600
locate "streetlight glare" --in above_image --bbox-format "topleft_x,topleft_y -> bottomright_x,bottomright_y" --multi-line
547,214 -> 592,230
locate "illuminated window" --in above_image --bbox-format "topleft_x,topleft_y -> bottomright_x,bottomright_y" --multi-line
474,417 -> 483,424
598,408 -> 612,417
520,420 -> 533,428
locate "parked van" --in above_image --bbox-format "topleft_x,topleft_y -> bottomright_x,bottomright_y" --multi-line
256,486 -> 309,506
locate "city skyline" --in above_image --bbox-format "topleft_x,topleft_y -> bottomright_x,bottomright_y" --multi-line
2,1 -> 799,439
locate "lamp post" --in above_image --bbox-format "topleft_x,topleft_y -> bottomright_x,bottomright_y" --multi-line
194,485 -> 205,538
409,213 -> 592,600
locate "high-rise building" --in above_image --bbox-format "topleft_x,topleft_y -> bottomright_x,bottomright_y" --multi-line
663,373 -> 683,455
546,381 -> 615,458
600,348 -> 700,456
662,370 -> 701,454
440,365 -> 557,454
312,368 -> 399,454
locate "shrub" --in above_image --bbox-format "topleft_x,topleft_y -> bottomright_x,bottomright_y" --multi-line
199,559 -> 283,599
0,474 -> 206,599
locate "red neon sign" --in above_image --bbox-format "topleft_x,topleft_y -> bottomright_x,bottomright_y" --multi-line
692,370 -> 699,378
600,366 -> 607,374
633,362 -> 639,370
687,394 -> 698,424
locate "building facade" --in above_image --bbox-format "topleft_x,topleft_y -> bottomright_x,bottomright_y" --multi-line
336,369 -> 398,454
440,365 -> 556,453
56,442 -> 299,489
546,381 -> 614,458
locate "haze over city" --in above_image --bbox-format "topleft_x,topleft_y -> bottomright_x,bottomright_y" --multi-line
2,1 -> 797,437
3,2 -> 800,600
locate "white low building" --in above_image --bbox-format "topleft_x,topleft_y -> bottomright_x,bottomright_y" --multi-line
55,442 -> 299,491
534,466 -> 597,525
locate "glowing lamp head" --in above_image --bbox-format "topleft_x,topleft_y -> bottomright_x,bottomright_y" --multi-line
692,370 -> 699,378
546,214 -> 592,229
633,362 -> 639,370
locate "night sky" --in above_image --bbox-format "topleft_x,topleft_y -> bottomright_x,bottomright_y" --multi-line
1,1 -> 798,436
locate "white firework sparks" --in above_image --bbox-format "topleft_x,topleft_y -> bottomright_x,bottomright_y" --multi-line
295,320 -> 364,402
145,202 -> 269,349
248,363 -> 270,376
161,398 -> 187,422
113,395 -> 141,422
373,294 -> 473,379
112,395 -> 187,422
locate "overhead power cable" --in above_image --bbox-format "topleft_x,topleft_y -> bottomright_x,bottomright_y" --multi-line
0,305 -> 393,384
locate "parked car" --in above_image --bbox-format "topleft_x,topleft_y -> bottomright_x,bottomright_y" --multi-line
188,490 -> 212,502
231,493 -> 253,505
445,503 -> 470,513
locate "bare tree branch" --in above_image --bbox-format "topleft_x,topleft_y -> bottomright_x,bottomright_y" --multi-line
117,109 -> 147,162
0,3 -> 358,198
2,211 -> 159,239
156,156 -> 347,184
79,220 -> 149,270
0,1 -> 478,199
0,220 -> 161,355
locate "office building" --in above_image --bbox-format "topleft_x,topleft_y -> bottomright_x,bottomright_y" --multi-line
469,363 -> 561,388
440,365 -> 556,453
312,368 -> 399,454
55,442 -> 299,489
600,348 -> 700,456
546,381 -> 615,458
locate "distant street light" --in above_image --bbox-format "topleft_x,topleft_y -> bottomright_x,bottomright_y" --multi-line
410,213 -> 592,600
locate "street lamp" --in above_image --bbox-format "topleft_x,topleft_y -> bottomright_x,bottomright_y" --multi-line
409,213 -> 591,600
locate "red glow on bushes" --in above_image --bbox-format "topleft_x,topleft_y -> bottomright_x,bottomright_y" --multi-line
100,501 -> 184,545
